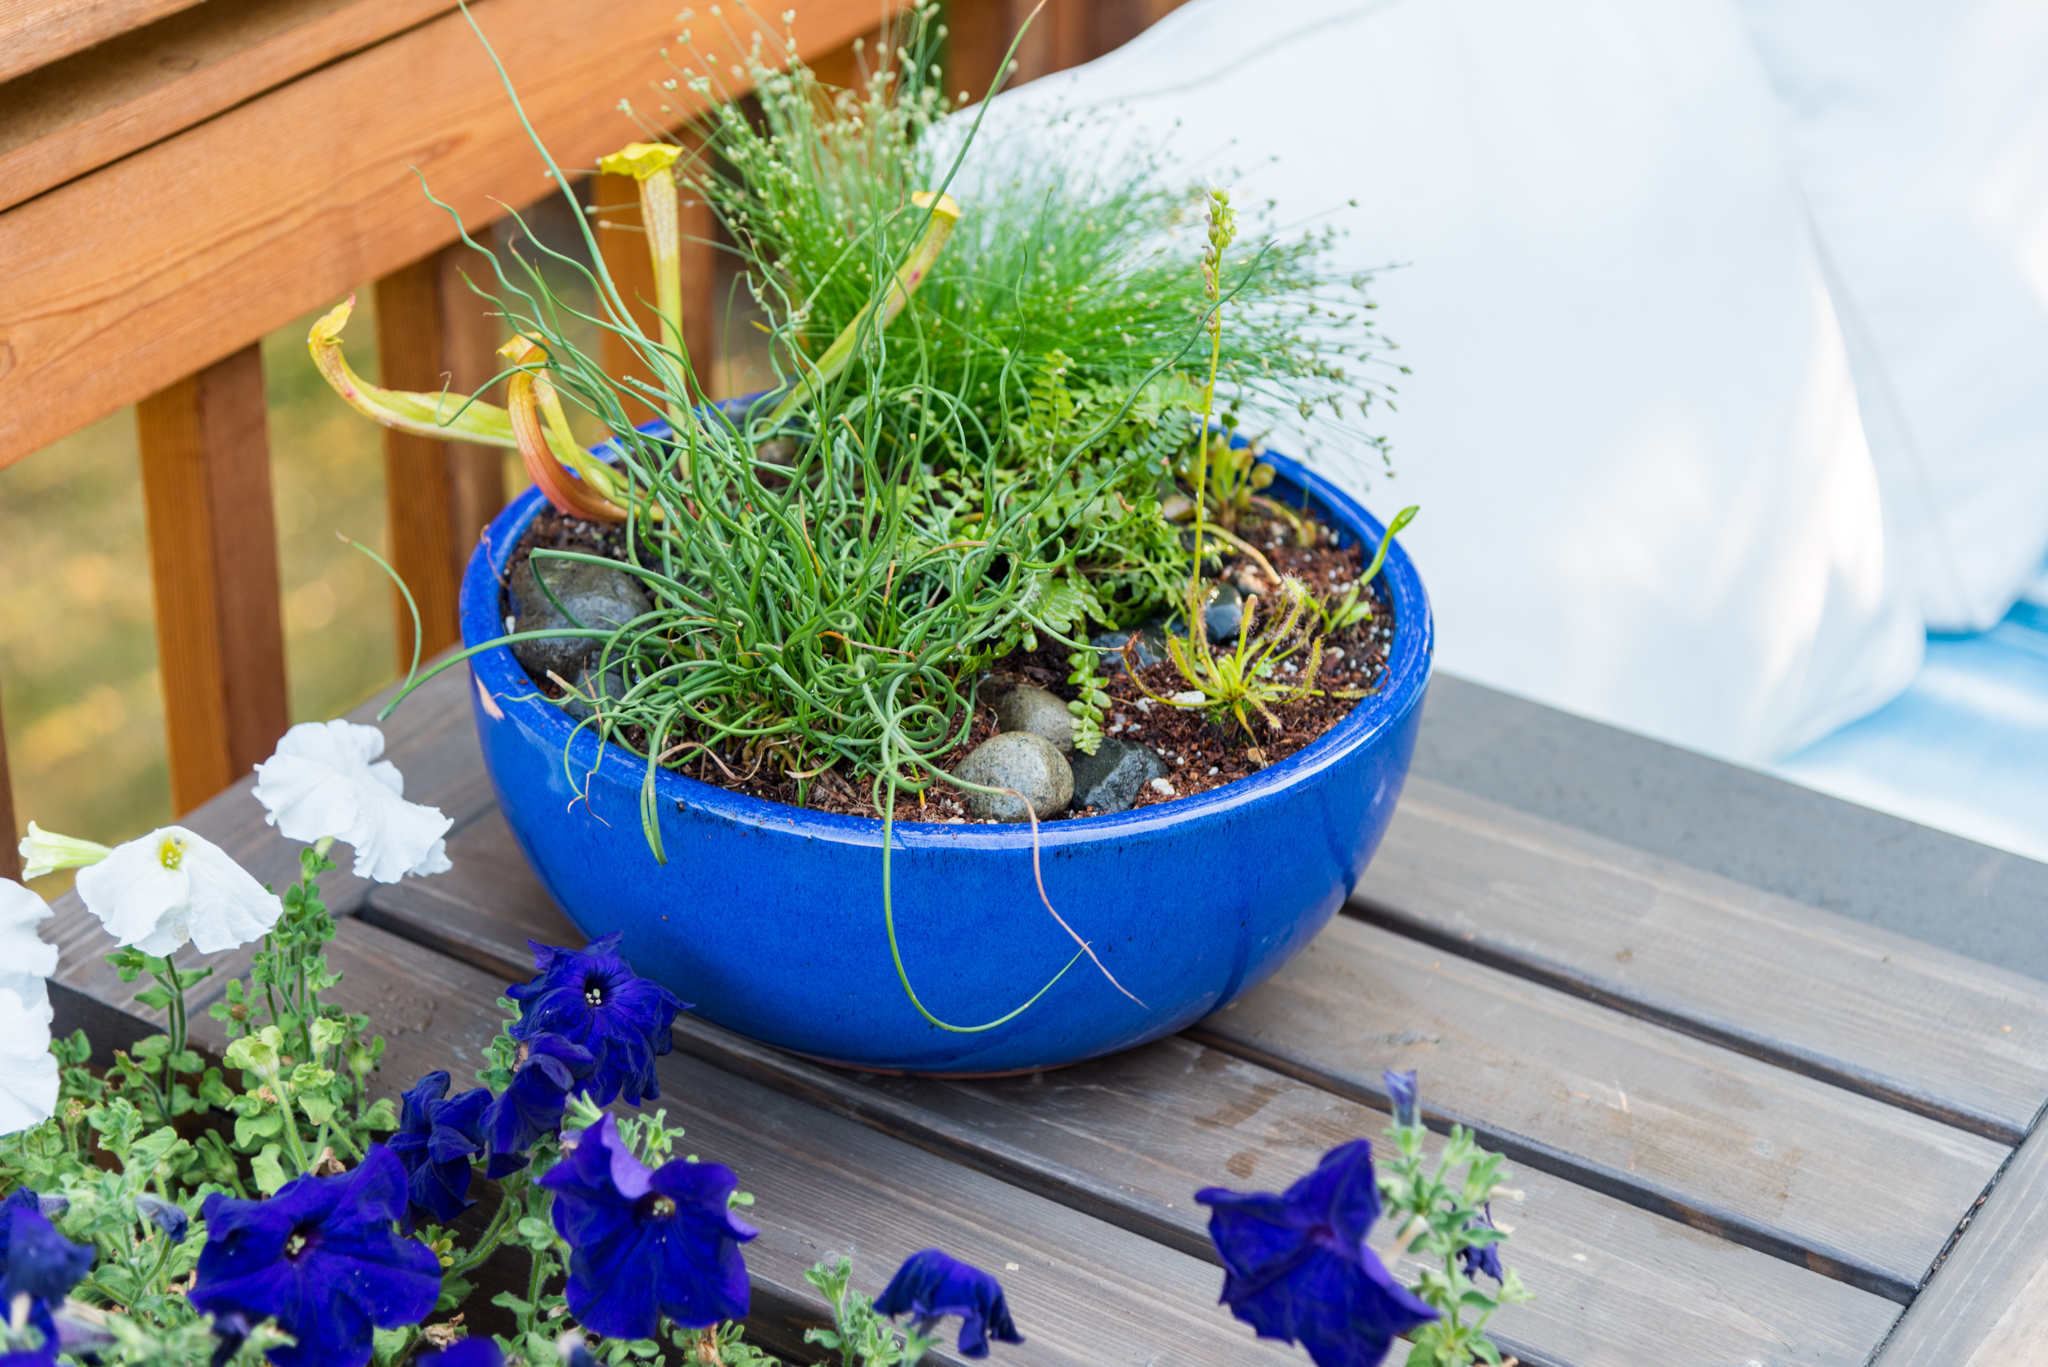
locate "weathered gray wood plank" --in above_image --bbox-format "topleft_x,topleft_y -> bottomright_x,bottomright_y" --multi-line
1353,778 -> 2048,1144
1412,675 -> 2048,982
1191,917 -> 2006,1303
357,807 -> 577,978
182,916 -> 507,1103
365,813 -> 1903,1367
657,1049 -> 1316,1367
1872,1122 -> 2048,1366
708,1033 -> 1900,1367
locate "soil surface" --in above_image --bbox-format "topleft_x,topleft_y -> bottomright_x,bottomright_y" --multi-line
500,505 -> 1396,823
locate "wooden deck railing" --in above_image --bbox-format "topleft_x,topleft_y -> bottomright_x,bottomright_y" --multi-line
0,0 -> 1189,875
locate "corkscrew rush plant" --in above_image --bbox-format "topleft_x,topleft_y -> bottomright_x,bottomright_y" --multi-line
311,3 -> 1402,1029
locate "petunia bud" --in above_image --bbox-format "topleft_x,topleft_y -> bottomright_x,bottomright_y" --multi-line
224,1027 -> 284,1080
135,1193 -> 189,1244
17,824 -> 112,881
1383,1069 -> 1419,1128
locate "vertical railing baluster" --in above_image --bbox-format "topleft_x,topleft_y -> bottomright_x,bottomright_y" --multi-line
944,0 -> 1008,100
947,0 -> 1166,100
436,245 -> 509,563
0,688 -> 20,881
136,346 -> 290,814
375,245 -> 508,663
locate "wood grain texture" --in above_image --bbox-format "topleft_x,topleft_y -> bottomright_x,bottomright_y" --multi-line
1409,675 -> 2048,978
359,804 -> 1901,1366
135,344 -> 289,814
0,0 -> 911,469
432,243 -> 509,557
1192,916 -> 2007,1303
0,0 -> 451,212
183,916 -> 507,1101
941,0 -> 1188,107
646,1051 -> 1308,1366
940,0 -> 1010,102
0,0 -> 209,85
693,1031 -> 1898,1367
359,806 -> 578,977
375,246 -> 507,662
1353,777 -> 2048,1144
1872,1123 -> 2048,1365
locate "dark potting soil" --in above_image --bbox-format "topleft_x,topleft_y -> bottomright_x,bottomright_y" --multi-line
498,505 -> 1395,823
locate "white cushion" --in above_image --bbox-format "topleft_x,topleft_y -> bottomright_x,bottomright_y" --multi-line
970,0 -> 1924,761
1732,0 -> 2048,632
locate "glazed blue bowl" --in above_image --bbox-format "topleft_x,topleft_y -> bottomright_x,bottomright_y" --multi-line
459,448 -> 1432,1074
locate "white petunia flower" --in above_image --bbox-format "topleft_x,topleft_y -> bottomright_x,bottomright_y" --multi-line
252,720 -> 453,883
75,827 -> 282,956
0,986 -> 58,1136
0,879 -> 59,1022
18,821 -> 112,881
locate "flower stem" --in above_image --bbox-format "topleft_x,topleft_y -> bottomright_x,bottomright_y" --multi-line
446,1176 -> 524,1280
520,1238 -> 553,1339
270,1079 -> 312,1176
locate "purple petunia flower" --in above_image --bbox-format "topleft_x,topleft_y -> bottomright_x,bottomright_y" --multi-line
189,1145 -> 443,1367
135,1192 -> 190,1244
481,1034 -> 594,1179
388,1072 -> 491,1228
1382,1071 -> 1419,1129
0,1195 -> 92,1364
506,935 -> 686,1108
1458,1205 -> 1503,1284
538,1114 -> 753,1338
1195,1140 -> 1438,1367
874,1250 -> 1024,1359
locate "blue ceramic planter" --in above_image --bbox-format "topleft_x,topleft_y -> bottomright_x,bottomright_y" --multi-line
459,449 -> 1431,1074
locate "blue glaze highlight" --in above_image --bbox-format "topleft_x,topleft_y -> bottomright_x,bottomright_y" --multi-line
458,448 -> 1433,1074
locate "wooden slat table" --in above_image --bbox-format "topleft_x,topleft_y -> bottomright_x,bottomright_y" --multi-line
42,667 -> 2048,1367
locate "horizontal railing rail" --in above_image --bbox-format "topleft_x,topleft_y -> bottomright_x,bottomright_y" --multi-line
0,0 -> 1185,877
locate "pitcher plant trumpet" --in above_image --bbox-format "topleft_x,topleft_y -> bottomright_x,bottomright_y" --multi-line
766,191 -> 962,425
500,333 -> 635,523
597,141 -> 692,441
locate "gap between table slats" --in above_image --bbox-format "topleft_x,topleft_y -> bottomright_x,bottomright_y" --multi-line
1350,777 -> 2048,1146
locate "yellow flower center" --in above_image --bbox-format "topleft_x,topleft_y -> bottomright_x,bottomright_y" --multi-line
649,1196 -> 676,1218
157,836 -> 185,871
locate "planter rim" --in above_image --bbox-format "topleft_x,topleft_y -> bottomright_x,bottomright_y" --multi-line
462,443 -> 1433,853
